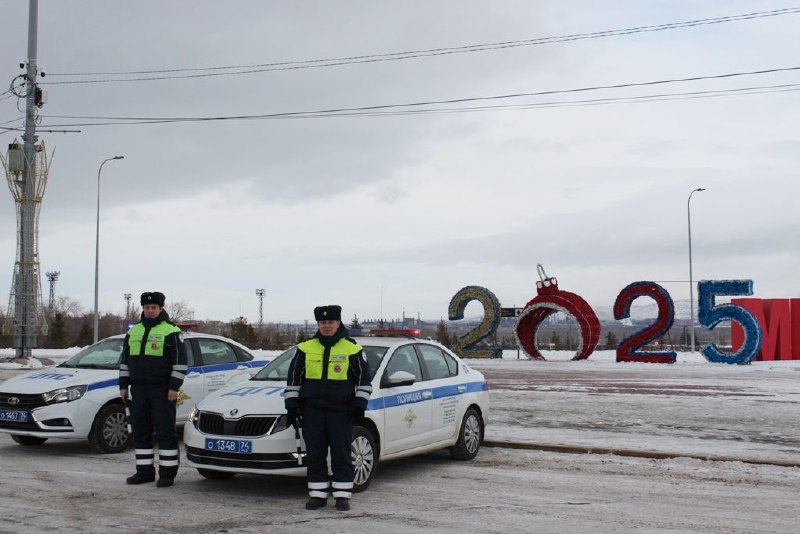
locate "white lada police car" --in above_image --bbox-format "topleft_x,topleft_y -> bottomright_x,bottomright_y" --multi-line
184,330 -> 489,492
0,331 -> 269,453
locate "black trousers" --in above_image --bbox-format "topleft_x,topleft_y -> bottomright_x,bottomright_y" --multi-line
130,383 -> 178,478
302,407 -> 353,497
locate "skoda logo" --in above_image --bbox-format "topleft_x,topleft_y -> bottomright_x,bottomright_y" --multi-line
229,408 -> 238,417
8,397 -> 20,405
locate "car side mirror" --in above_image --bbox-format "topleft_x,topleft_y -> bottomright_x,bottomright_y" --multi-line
382,370 -> 416,388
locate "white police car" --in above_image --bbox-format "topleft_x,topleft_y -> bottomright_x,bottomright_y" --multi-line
183,330 -> 489,492
0,331 -> 270,453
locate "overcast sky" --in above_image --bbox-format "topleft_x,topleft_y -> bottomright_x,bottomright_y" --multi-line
2,1 -> 799,324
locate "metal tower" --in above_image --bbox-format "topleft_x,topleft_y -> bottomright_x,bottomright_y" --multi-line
2,140 -> 52,355
255,288 -> 265,326
45,270 -> 60,313
1,1 -> 52,357
124,293 -> 132,321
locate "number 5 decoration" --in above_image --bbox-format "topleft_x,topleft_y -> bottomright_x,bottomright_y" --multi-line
514,265 -> 601,360
697,279 -> 762,364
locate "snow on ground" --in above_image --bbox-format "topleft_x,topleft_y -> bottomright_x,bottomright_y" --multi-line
1,347 -> 798,533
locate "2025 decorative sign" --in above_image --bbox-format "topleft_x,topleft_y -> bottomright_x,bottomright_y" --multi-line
447,266 -> 764,365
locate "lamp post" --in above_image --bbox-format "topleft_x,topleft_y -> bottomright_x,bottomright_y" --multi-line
687,187 -> 705,352
93,156 -> 124,343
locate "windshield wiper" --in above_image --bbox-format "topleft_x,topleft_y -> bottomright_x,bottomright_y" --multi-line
76,364 -> 118,369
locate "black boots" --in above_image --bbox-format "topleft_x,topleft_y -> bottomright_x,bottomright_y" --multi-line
304,496 -> 350,511
305,497 -> 327,510
126,473 -> 173,487
126,473 -> 155,485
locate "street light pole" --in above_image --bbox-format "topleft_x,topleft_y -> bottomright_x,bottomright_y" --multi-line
687,187 -> 706,353
93,156 -> 124,343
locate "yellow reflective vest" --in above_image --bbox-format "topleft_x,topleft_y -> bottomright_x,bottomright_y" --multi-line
128,322 -> 182,357
299,337 -> 362,380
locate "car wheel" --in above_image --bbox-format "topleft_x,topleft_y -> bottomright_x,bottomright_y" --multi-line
351,425 -> 377,493
11,435 -> 47,446
197,468 -> 236,480
449,407 -> 483,460
89,403 -> 132,454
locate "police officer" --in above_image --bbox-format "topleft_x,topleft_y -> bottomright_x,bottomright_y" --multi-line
285,305 -> 372,511
119,291 -> 187,488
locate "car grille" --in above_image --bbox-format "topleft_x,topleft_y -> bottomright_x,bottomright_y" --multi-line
196,412 -> 279,437
0,393 -> 46,431
187,446 -> 304,470
0,392 -> 45,409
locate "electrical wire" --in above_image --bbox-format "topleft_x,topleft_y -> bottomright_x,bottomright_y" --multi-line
33,81 -> 800,128
40,7 -> 800,85
39,65 -> 800,126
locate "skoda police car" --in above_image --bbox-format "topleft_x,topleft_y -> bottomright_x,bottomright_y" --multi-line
184,330 -> 489,492
0,331 -> 269,453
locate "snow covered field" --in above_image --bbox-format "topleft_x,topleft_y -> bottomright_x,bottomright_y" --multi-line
1,348 -> 798,533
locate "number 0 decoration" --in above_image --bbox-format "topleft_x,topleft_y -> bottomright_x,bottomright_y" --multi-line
514,265 -> 601,361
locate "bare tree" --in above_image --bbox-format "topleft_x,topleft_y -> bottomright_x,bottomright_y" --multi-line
55,296 -> 84,316
167,300 -> 195,323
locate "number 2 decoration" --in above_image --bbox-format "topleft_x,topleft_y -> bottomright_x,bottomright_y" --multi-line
448,269 -> 763,364
613,281 -> 676,364
447,285 -> 503,359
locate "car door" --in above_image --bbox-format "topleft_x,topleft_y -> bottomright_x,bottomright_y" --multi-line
194,337 -> 253,399
178,341 -> 203,421
415,343 -> 465,443
380,344 -> 433,454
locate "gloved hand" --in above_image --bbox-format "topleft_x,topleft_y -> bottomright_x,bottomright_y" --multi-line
352,406 -> 365,423
286,407 -> 302,428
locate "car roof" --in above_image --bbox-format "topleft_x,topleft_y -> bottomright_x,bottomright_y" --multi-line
351,336 -> 448,350
101,331 -> 254,352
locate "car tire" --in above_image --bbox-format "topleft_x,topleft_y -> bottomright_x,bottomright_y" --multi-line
89,403 -> 132,454
351,425 -> 377,493
197,468 -> 236,480
11,435 -> 47,446
449,407 -> 483,460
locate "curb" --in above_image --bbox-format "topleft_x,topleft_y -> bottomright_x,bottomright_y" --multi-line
483,439 -> 800,468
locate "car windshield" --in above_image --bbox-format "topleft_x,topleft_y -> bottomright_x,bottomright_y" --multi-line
251,345 -> 388,381
252,347 -> 297,381
58,338 -> 125,369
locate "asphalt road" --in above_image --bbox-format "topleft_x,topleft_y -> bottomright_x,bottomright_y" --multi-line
0,361 -> 797,534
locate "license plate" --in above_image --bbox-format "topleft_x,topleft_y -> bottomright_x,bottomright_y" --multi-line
204,438 -> 252,454
0,410 -> 28,422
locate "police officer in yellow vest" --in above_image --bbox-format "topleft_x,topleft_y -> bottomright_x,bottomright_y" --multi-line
119,291 -> 187,488
285,305 -> 372,511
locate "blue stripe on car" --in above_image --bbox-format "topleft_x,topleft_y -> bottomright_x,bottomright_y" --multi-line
368,380 -> 487,410
193,361 -> 269,374
85,361 -> 268,392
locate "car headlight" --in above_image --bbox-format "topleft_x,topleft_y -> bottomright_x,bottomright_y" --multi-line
188,407 -> 200,427
271,415 -> 289,434
43,385 -> 87,404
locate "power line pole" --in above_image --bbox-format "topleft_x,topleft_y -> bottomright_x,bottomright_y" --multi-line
255,288 -> 265,326
124,293 -> 132,322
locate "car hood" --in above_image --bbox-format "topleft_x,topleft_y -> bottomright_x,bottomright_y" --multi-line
0,367 -> 116,394
195,379 -> 286,415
